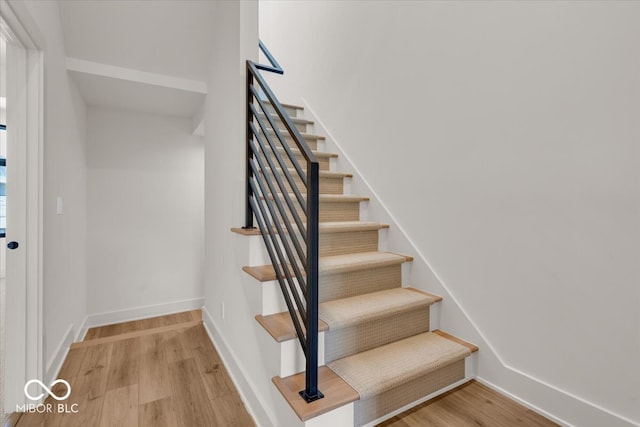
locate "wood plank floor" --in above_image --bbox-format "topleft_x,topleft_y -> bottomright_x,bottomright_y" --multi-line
13,310 -> 255,427
377,380 -> 558,427
7,310 -> 558,427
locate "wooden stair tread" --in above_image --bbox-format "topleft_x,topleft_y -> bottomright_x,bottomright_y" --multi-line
263,193 -> 369,202
256,312 -> 329,342
433,329 -> 479,353
263,99 -> 304,110
243,251 -> 411,282
267,128 -> 326,140
272,366 -> 359,422
232,221 -> 388,237
258,112 -> 314,125
320,221 -> 388,233
260,168 -> 352,179
275,146 -> 337,158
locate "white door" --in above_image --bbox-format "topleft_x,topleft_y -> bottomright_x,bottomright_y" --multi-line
0,9 -> 43,413
1,16 -> 30,414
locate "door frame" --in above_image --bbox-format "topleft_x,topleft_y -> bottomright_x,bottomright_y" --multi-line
0,0 -> 43,411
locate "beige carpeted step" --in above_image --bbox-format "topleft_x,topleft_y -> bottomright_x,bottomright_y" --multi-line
258,168 -> 351,195
320,221 -> 388,256
265,128 -> 326,150
257,112 -> 313,132
266,146 -> 335,171
262,100 -> 304,117
319,251 -> 409,302
328,331 -> 473,426
234,221 -> 388,256
242,251 -> 411,303
320,288 -> 438,362
263,193 -> 368,223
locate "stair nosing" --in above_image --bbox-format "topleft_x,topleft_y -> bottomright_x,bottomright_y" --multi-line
232,221 -> 388,237
259,168 -> 352,179
319,287 -> 437,330
274,146 -> 337,158
266,128 -> 326,140
243,251 -> 410,282
261,193 -> 369,203
262,99 -> 304,110
255,313 -> 329,343
258,112 -> 314,125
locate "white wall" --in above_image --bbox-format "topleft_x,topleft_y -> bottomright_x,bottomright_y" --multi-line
20,0 -> 89,376
260,1 -> 640,426
202,1 -> 285,426
87,107 -> 204,316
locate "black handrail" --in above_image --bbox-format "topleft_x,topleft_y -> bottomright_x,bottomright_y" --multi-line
245,42 -> 323,403
256,40 -> 284,75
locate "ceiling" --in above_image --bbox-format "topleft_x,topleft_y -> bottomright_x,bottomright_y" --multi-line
58,0 -> 218,118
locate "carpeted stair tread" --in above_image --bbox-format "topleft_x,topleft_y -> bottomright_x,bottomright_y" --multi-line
320,221 -> 388,233
232,221 -> 388,237
263,193 -> 369,203
319,288 -> 437,330
328,331 -> 471,400
319,251 -> 409,274
262,99 -> 304,111
275,146 -> 338,158
266,128 -> 326,140
243,251 -> 409,282
261,168 -> 352,179
258,112 -> 314,125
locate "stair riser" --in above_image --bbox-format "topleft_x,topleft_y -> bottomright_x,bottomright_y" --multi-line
259,172 -> 344,195
262,104 -> 301,117
281,153 -> 330,171
261,116 -> 310,133
320,230 -> 379,256
356,359 -> 466,426
323,306 -> 431,363
263,135 -> 319,150
282,201 -> 361,223
268,228 -> 380,258
320,264 -> 401,303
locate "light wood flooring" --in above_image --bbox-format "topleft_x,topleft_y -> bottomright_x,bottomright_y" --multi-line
11,310 -> 255,427
6,310 -> 558,427
378,380 -> 558,427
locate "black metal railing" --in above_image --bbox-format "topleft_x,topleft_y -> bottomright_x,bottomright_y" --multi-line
244,41 -> 323,402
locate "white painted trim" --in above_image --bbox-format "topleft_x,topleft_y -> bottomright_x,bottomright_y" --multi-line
44,324 -> 73,386
0,3 -> 44,411
77,297 -> 204,341
301,98 -> 640,427
202,307 -> 275,427
3,0 -> 45,50
65,57 -> 207,94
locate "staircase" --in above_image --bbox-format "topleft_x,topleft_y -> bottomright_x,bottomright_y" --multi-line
237,92 -> 479,424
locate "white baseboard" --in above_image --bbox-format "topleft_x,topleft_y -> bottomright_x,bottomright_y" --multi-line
301,99 -> 640,427
77,297 -> 204,342
201,307 -> 274,427
476,374 -> 640,427
45,324 -> 74,385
